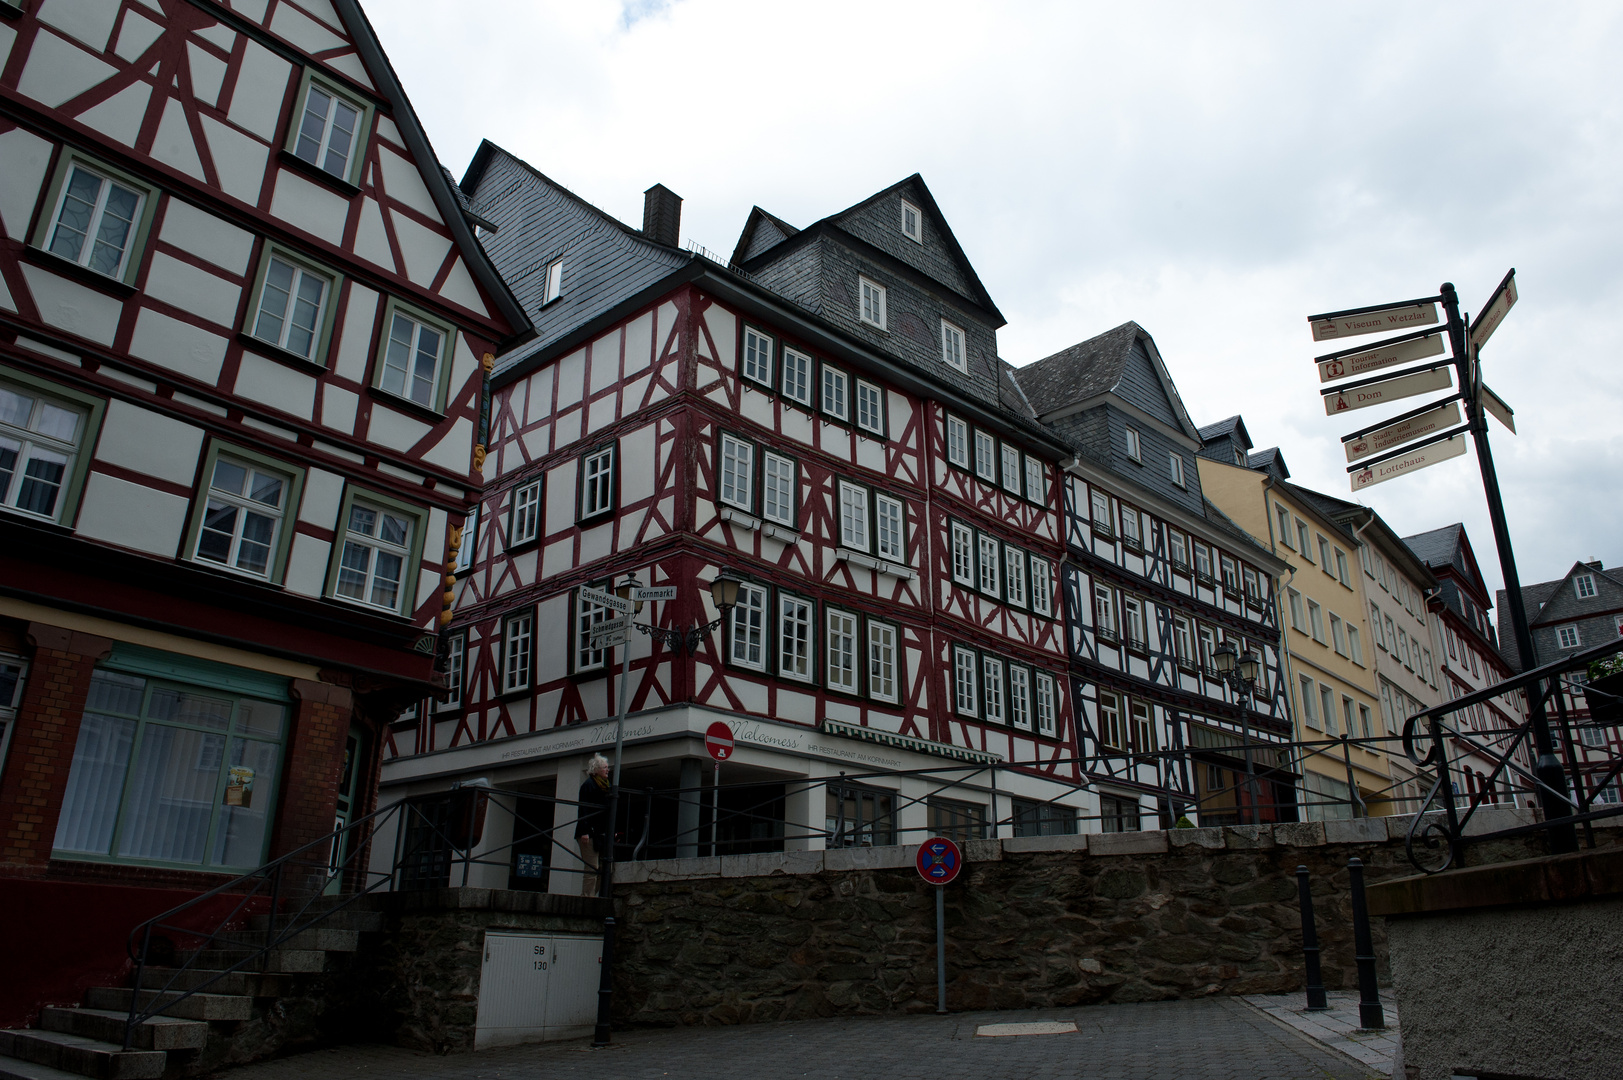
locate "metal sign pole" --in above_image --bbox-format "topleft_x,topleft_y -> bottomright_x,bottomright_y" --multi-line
711,760 -> 720,857
935,885 -> 947,1014
590,615 -> 633,1048
1439,282 -> 1575,853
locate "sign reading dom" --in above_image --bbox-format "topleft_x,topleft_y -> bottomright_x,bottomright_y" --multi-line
916,837 -> 963,885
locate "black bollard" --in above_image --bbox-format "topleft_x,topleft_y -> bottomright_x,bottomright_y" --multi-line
591,915 -> 616,1046
1295,865 -> 1328,1011
1346,858 -> 1385,1030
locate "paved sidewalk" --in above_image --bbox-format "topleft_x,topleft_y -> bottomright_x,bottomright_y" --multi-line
1245,991 -> 1399,1078
212,998 -> 1380,1080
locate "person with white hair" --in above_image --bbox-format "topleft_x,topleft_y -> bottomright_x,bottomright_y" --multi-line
576,754 -> 612,896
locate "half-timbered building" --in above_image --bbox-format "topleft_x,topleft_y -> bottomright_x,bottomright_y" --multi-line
0,0 -> 530,1025
377,145 -> 1083,890
1011,329 -> 1296,829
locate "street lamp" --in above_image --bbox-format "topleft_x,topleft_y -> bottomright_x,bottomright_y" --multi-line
631,570 -> 743,654
1213,640 -> 1264,824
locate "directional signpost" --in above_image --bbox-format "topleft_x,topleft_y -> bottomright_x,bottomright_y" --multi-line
588,616 -> 629,649
916,837 -> 963,1014
1305,270 -> 1574,855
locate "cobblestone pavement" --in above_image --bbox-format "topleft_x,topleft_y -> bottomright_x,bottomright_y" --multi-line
1245,991 -> 1399,1078
214,998 -> 1380,1080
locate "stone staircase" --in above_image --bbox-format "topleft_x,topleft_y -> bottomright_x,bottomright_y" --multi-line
0,899 -> 385,1080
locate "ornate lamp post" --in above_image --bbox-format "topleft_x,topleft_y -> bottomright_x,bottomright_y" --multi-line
1213,640 -> 1264,824
630,571 -> 742,654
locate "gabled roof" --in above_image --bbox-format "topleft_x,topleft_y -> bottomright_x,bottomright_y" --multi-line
1247,447 -> 1289,479
332,0 -> 531,347
1014,321 -> 1201,443
1404,522 -> 1490,607
1277,481 -> 1362,546
1198,415 -> 1251,448
729,206 -> 800,266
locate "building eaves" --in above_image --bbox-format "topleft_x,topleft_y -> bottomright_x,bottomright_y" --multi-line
1198,415 -> 1251,448
1202,497 -> 1284,566
1246,447 -> 1289,478
1276,481 -> 1362,547
1015,322 -> 1141,417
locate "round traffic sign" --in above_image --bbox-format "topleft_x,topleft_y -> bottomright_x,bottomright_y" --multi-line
704,721 -> 734,762
916,836 -> 962,885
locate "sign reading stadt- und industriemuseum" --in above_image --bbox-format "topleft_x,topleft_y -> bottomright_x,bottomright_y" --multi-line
1343,399 -> 1463,463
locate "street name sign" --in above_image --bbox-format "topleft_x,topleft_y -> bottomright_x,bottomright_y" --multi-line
1308,298 -> 1440,343
1469,269 -> 1517,352
580,587 -> 633,615
916,837 -> 963,885
705,721 -> 735,762
588,616 -> 629,647
1322,365 -> 1452,415
1481,383 -> 1516,434
1343,399 -> 1462,463
1349,433 -> 1467,492
633,586 -> 678,602
1317,328 -> 1446,384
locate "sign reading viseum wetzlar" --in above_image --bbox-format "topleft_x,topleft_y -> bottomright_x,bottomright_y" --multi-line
1308,299 -> 1440,342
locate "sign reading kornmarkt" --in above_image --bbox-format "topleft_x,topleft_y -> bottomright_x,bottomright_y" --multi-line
1308,298 -> 1440,342
1322,364 -> 1452,415
1349,433 -> 1467,491
1317,328 -> 1447,384
1343,399 -> 1462,463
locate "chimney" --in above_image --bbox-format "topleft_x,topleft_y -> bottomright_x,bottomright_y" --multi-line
1586,558 -> 1604,570
642,184 -> 682,248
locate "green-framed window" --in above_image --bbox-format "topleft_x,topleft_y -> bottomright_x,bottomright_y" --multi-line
181,442 -> 305,584
373,298 -> 457,413
285,68 -> 375,187
30,150 -> 159,286
0,365 -> 106,527
244,244 -> 342,365
52,647 -> 290,871
326,485 -> 427,616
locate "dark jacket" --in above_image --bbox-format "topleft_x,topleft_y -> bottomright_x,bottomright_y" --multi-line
576,777 -> 610,844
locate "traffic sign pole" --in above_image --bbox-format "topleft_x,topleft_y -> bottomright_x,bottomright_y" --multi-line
935,885 -> 947,1014
915,837 -> 963,1014
1439,281 -> 1576,854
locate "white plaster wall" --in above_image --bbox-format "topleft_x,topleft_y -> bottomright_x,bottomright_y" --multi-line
226,40 -> 290,141
390,210 -> 450,287
76,472 -> 189,556
143,252 -> 241,327
298,467 -> 345,526
0,126 -> 52,242
284,532 -> 332,597
18,30 -> 113,109
620,426 -> 655,506
95,399 -> 205,484
128,309 -> 228,384
376,145 -> 440,220
151,97 -> 205,180
200,115 -> 268,206
704,306 -> 736,371
159,199 -> 254,275
269,169 -> 349,246
321,386 -> 358,433
545,459 -> 577,535
76,81 -> 150,147
234,351 -> 317,419
36,0 -> 120,53
112,8 -> 162,62
352,198 -> 394,273
269,2 -> 345,53
335,285 -> 379,382
368,406 -> 431,453
437,258 -> 487,317
419,415 -> 473,475
18,265 -> 122,346
186,41 -> 227,107
555,350 -> 584,409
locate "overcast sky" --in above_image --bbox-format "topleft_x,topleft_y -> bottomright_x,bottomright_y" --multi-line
370,1 -> 1623,607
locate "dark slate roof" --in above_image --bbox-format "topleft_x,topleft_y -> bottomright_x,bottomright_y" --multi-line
1016,322 -> 1141,416
729,206 -> 800,265
1201,498 -> 1278,561
1247,447 -> 1289,478
1402,523 -> 1465,571
1198,415 -> 1251,448
1278,482 -> 1361,545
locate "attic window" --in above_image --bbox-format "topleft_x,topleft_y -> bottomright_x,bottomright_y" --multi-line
1124,428 -> 1142,462
1576,574 -> 1596,599
941,321 -> 966,372
859,277 -> 887,330
1233,448 -> 1245,466
543,259 -> 564,305
901,200 -> 923,244
1169,453 -> 1185,488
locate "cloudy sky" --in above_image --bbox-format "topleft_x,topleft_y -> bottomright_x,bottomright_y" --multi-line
370,1 -> 1623,604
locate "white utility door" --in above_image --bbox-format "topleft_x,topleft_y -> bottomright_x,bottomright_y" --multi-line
474,931 -> 602,1050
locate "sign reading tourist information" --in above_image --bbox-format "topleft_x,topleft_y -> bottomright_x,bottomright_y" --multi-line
1342,399 -> 1463,463
1317,328 -> 1446,384
1308,298 -> 1440,343
588,616 -> 628,647
705,721 -> 735,762
916,837 -> 963,885
1481,384 -> 1517,434
1349,434 -> 1468,492
579,587 -> 633,615
633,586 -> 678,602
1469,269 -> 1518,352
1322,365 -> 1452,415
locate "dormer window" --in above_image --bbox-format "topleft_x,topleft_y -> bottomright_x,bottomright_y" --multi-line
1233,447 -> 1246,466
1575,573 -> 1597,599
1169,453 -> 1186,488
901,200 -> 923,243
543,259 -> 564,305
1124,427 -> 1142,462
859,277 -> 887,330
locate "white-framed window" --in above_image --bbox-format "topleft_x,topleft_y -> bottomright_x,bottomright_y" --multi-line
1288,588 -> 1305,633
509,479 -> 540,546
901,199 -> 922,243
743,326 -> 774,387
977,534 -> 1001,596
1297,520 -> 1312,556
1300,675 -> 1318,728
453,506 -> 478,574
728,583 -> 768,670
941,321 -> 966,371
379,307 -> 447,409
779,595 -> 814,682
1330,613 -> 1346,655
1277,506 -> 1294,546
839,480 -> 869,551
827,609 -> 858,692
1024,455 -> 1044,503
1335,549 -> 1351,586
1131,700 -> 1154,753
1321,685 -> 1338,736
1124,427 -> 1142,462
868,621 -> 898,703
1004,545 -> 1027,607
1169,529 -> 1188,568
1358,703 -> 1374,739
982,657 -> 1005,724
1098,692 -> 1124,749
876,494 -> 905,560
1029,557 -> 1052,617
580,445 -> 614,519
1398,628 -> 1412,668
503,611 -> 533,694
195,456 -> 288,578
1169,453 -> 1185,487
1220,554 -> 1238,592
1119,596 -> 1145,648
1194,543 -> 1213,580
974,431 -> 997,482
1576,574 -> 1597,599
1174,616 -> 1193,666
1094,585 -> 1116,639
335,500 -> 413,612
46,162 -> 146,279
1386,615 -> 1398,652
1009,666 -> 1032,731
762,452 -> 796,527
1558,624 -> 1581,649
953,646 -> 978,716
1035,673 -> 1057,737
542,259 -> 564,304
1198,626 -> 1216,670
1308,599 -> 1325,643
782,348 -> 812,406
720,433 -> 754,510
1000,445 -> 1021,494
1243,566 -> 1262,602
951,522 -> 975,586
1342,696 -> 1358,740
946,414 -> 969,468
859,277 -> 887,329
1318,535 -> 1333,571
0,381 -> 87,523
251,254 -> 330,360
1091,489 -> 1111,529
438,633 -> 465,711
1120,505 -> 1141,547
821,364 -> 850,421
293,78 -> 364,179
1348,625 -> 1363,665
576,589 -> 611,672
855,380 -> 885,435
